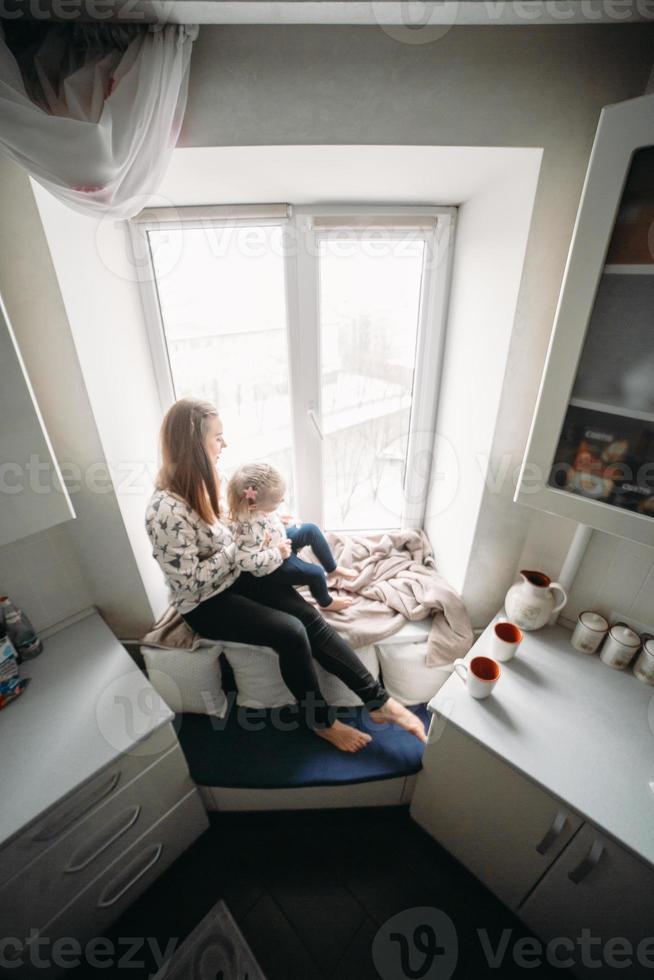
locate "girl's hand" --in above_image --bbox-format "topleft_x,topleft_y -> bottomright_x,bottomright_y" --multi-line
278,539 -> 292,559
262,530 -> 271,547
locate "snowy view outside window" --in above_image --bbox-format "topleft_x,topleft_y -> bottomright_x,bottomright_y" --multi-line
319,238 -> 423,529
148,224 -> 424,530
149,225 -> 295,503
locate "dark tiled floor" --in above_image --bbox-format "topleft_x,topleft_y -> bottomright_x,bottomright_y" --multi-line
67,806 -> 572,979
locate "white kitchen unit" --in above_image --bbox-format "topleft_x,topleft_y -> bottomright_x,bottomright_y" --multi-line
0,610 -> 209,979
411,621 -> 654,979
515,91 -> 654,546
0,292 -> 75,547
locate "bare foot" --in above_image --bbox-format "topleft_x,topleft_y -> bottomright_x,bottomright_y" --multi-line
369,698 -> 427,744
328,566 -> 358,581
322,596 -> 353,612
315,720 -> 372,753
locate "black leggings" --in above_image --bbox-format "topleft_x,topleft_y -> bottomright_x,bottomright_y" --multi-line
181,573 -> 389,729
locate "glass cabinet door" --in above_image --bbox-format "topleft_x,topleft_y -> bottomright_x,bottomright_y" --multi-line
0,295 -> 75,546
516,92 -> 654,545
548,146 -> 654,519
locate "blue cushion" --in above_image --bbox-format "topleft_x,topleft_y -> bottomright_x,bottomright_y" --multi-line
174,703 -> 429,789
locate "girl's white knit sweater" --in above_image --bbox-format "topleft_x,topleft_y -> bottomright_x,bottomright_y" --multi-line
145,489 -> 284,614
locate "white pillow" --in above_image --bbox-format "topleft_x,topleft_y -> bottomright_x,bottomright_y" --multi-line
222,642 -> 381,709
141,642 -> 227,718
221,643 -> 290,708
377,640 -> 453,706
317,644 -> 380,708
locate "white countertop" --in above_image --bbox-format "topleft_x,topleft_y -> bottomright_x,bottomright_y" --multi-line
0,611 -> 174,847
430,620 -> 654,868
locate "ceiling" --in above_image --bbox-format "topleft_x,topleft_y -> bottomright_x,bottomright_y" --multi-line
4,0 -> 654,24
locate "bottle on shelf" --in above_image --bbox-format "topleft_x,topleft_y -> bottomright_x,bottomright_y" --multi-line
0,596 -> 43,663
0,622 -> 29,709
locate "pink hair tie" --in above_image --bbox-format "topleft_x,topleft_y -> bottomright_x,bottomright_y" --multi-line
244,486 -> 258,503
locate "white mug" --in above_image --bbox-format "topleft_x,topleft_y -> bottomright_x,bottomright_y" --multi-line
491,621 -> 523,662
571,611 -> 609,655
453,655 -> 501,699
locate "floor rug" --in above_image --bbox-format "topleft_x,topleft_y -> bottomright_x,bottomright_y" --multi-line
152,899 -> 267,980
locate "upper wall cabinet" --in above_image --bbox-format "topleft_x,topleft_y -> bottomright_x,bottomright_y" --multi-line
516,93 -> 654,546
0,293 -> 75,547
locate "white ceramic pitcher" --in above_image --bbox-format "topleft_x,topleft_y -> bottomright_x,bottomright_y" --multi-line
505,570 -> 568,631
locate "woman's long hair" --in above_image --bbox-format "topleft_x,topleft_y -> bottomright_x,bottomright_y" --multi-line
156,399 -> 221,525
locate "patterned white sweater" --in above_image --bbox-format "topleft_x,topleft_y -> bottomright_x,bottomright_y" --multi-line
145,489 -> 284,613
231,512 -> 288,575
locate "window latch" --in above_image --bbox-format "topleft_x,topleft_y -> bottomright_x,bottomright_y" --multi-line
307,407 -> 324,441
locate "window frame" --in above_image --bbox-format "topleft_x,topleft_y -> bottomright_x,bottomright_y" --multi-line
130,202 -> 456,531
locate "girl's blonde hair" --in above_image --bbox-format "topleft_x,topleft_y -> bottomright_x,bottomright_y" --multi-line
227,463 -> 285,521
156,398 -> 221,525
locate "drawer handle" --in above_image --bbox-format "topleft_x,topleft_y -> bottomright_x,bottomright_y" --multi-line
568,840 -> 605,884
64,805 -> 142,874
536,811 -> 568,855
97,843 -> 163,908
33,770 -> 121,843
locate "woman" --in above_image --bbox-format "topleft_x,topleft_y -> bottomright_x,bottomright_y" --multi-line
145,398 -> 426,752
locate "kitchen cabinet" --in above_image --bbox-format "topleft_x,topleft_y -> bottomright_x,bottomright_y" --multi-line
521,823 -> 654,980
0,610 -> 209,978
411,620 -> 654,978
0,291 -> 74,546
515,92 -> 654,546
411,723 -> 582,909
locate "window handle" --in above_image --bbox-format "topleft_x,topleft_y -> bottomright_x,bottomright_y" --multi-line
567,840 -> 605,884
307,407 -> 324,441
536,810 -> 568,855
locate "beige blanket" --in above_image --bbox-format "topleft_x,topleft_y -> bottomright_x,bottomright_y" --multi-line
141,530 -> 473,667
306,529 -> 473,667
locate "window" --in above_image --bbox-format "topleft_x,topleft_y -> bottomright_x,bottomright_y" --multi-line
132,205 -> 455,530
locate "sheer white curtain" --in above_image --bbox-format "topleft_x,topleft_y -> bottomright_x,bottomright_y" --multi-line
0,22 -> 198,219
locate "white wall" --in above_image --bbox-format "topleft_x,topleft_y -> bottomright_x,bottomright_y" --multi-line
7,23 -> 653,635
178,23 -> 654,626
34,144 -> 541,630
0,158 -> 154,637
423,154 -> 539,594
31,184 -> 169,626
517,515 -> 654,632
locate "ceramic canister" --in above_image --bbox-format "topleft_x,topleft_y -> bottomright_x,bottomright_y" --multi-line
633,636 -> 654,686
570,611 -> 609,655
599,622 -> 641,670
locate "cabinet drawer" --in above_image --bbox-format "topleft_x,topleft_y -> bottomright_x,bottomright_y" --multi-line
12,789 -> 208,979
0,722 -> 179,888
0,742 -> 196,938
410,723 -> 583,908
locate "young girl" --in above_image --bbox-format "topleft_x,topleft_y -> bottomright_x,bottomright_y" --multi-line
227,463 -> 356,612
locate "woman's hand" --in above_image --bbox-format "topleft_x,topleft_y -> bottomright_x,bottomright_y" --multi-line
278,538 -> 292,559
280,513 -> 299,527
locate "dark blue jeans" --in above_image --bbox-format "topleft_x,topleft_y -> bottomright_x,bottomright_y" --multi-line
268,522 -> 337,607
